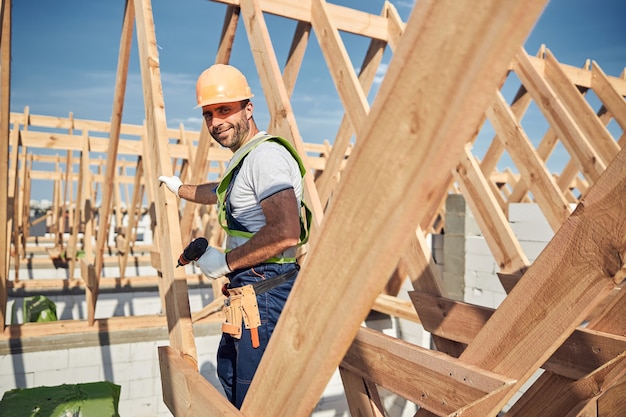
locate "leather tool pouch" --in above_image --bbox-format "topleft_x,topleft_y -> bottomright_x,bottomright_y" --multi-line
222,285 -> 261,345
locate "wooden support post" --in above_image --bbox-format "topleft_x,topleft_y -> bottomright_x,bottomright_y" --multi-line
91,0 -> 135,323
133,0 -> 197,365
0,0 -> 11,330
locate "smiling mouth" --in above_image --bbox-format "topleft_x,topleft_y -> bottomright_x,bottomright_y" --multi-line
213,126 -> 232,136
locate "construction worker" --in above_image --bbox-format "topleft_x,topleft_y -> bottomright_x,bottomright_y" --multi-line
158,64 -> 309,408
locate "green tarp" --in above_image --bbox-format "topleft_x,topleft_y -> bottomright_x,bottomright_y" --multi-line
0,381 -> 121,417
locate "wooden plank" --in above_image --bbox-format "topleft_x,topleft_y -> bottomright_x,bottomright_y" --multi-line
341,328 -> 515,415
598,375 -> 626,417
383,1 -> 404,52
94,0 -> 135,286
523,54 -> 626,96
587,285 -> 626,336
544,49 -> 619,166
514,49 -> 606,184
592,61 -> 626,133
0,0 -> 11,330
508,128 -> 560,203
371,293 -> 420,323
1,314 -> 220,340
133,0 -> 197,362
315,22 -> 386,206
453,144 -> 530,273
487,90 -> 571,231
505,277 -> 625,415
241,0 -> 548,414
505,352 -> 626,417
66,132 -> 88,279
210,0 -> 389,41
339,367 -> 385,417
7,128 -> 20,283
119,157 -> 144,278
17,129 -> 331,171
158,346 -> 242,417
283,20 -> 310,98
480,85 -> 530,178
311,0 -> 369,132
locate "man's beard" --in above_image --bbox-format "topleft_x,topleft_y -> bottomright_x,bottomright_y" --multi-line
211,115 -> 249,150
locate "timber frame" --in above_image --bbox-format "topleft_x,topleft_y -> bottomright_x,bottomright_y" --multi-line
2,1 -> 626,416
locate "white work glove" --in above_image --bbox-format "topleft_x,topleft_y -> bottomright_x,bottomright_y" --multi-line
158,175 -> 183,197
195,246 -> 232,279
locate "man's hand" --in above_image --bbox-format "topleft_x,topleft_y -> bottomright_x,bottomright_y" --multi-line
195,246 -> 232,279
158,175 -> 183,197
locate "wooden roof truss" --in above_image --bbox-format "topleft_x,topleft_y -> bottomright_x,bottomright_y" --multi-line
1,0 -> 625,416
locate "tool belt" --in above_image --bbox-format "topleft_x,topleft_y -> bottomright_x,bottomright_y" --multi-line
221,268 -> 298,348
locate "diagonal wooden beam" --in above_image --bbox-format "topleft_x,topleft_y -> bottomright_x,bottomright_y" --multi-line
544,50 -> 620,166
505,352 -> 626,416
454,145 -> 626,416
592,61 -> 626,133
514,48 -> 606,184
453,144 -> 530,274
282,20 -> 310,98
311,0 -> 369,133
238,0 -> 324,232
487,90 -> 572,231
315,5 -> 387,207
241,0 -> 548,415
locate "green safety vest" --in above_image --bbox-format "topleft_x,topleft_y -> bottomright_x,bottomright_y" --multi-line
215,134 -> 312,263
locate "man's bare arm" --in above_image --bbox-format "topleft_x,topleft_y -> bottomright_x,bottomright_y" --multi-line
178,182 -> 220,205
225,188 -> 300,271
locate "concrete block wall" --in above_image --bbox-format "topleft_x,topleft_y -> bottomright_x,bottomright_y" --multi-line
441,196 -> 555,309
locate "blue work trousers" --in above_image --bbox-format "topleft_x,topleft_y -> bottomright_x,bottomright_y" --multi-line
217,262 -> 298,409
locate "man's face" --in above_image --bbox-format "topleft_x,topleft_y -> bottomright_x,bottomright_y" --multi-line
202,100 -> 251,151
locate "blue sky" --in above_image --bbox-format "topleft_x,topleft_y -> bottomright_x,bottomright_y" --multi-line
10,0 -> 626,202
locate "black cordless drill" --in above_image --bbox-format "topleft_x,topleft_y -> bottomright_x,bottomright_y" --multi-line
176,237 -> 209,268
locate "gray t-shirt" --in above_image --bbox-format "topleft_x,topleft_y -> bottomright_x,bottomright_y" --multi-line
225,134 -> 302,249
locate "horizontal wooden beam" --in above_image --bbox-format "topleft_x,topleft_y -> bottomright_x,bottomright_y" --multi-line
341,327 -> 515,415
210,0 -> 389,41
371,293 -> 420,323
410,291 -> 626,380
6,274 -> 209,292
0,314 -> 223,341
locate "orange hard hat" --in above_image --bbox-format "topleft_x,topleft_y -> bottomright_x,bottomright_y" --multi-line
195,64 -> 254,108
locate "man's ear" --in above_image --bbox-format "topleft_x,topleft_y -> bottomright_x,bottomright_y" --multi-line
245,101 -> 254,119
